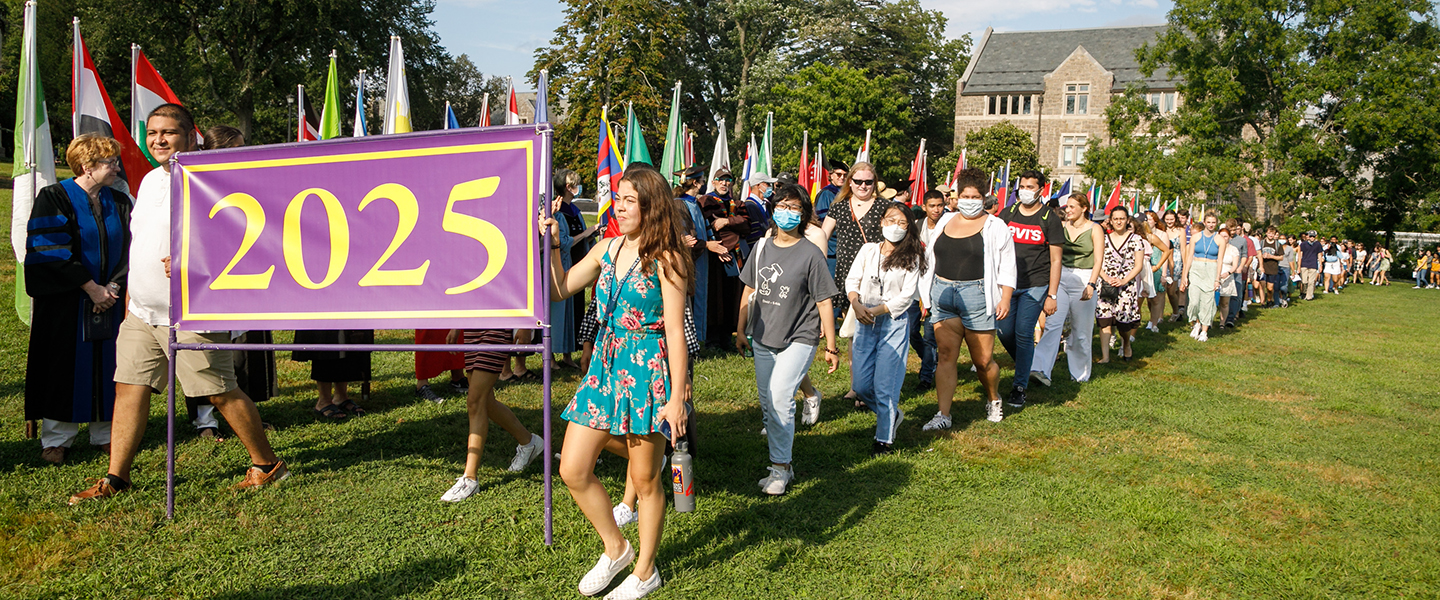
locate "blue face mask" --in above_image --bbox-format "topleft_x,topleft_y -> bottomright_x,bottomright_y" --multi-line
763,187 -> 774,199
773,209 -> 802,231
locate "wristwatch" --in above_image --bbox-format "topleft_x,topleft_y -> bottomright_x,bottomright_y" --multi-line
1047,294 -> 1058,300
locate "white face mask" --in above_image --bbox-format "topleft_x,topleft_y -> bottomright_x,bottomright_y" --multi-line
882,224 -> 906,243
957,197 -> 985,217
1018,189 -> 1038,204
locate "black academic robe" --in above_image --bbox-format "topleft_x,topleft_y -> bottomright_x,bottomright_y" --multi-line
24,179 -> 130,423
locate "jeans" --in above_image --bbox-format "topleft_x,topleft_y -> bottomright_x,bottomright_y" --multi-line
1226,274 -> 1245,323
753,341 -> 817,465
1278,267 -> 1291,300
854,311 -> 910,444
1033,267 -> 1096,383
906,302 -> 936,384
995,285 -> 1048,390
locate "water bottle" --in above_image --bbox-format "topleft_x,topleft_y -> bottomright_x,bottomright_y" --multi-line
670,441 -> 695,512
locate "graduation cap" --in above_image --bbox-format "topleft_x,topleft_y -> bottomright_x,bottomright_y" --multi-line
827,158 -> 850,172
675,165 -> 706,181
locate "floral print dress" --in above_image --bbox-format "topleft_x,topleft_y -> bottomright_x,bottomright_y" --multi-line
561,247 -> 671,436
1096,231 -> 1146,325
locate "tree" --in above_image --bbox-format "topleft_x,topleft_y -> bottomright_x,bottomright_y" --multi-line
963,121 -> 1039,178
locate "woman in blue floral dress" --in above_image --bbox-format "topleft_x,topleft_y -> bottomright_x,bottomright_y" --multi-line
544,167 -> 691,600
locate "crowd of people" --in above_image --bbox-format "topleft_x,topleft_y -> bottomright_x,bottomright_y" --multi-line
20,105 -> 1429,598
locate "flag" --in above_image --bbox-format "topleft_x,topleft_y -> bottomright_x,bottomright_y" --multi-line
596,106 -> 626,238
319,51 -> 342,139
11,1 -> 55,325
296,85 -> 320,141
1053,177 -> 1072,202
994,160 -> 1011,211
855,129 -> 871,164
1104,178 -> 1123,214
535,70 -> 550,124
946,148 -> 967,190
907,139 -> 927,202
383,35 -> 411,134
131,45 -> 185,167
797,131 -> 811,194
73,18 -> 148,194
757,112 -> 773,177
659,81 -> 683,184
740,134 -> 758,183
707,118 -> 730,189
353,70 -> 368,136
1041,181 -> 1052,200
810,143 -> 827,200
683,127 -> 695,167
444,102 -> 460,130
624,103 -> 652,166
505,77 -> 520,125
1169,196 -> 1179,212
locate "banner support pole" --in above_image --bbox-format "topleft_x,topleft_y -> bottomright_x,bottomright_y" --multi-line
166,327 -> 177,519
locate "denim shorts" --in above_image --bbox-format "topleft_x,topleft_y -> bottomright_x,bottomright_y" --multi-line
929,278 -> 994,331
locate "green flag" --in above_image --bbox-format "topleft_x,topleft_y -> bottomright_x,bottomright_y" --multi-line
757,112 -> 773,176
658,82 -> 683,184
11,1 -> 57,326
319,52 -> 342,140
625,103 -> 652,166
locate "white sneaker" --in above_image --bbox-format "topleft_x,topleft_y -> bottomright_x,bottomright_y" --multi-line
1190,323 -> 1202,338
612,502 -> 637,528
801,389 -> 822,426
578,540 -> 634,596
759,465 -> 794,495
970,364 -> 977,372
986,400 -> 1004,423
1128,335 -> 1136,343
890,409 -> 904,441
921,413 -> 952,431
508,434 -> 543,472
440,476 -> 479,502
1031,371 -> 1051,387
604,570 -> 663,600
1197,330 -> 1208,342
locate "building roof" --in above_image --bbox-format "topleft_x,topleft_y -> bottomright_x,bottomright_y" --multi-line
961,25 -> 1176,96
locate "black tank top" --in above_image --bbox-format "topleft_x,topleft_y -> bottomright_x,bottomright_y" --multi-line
934,229 -> 985,281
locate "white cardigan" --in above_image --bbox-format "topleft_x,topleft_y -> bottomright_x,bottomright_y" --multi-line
918,212 -> 1017,316
845,243 -> 921,319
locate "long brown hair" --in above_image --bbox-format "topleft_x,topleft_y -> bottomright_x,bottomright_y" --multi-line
880,203 -> 924,272
618,167 -> 695,294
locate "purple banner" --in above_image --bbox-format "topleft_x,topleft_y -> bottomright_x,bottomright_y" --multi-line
170,125 -> 551,330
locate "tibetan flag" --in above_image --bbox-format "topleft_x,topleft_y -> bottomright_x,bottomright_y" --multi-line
11,1 -> 56,325
477,93 -> 490,127
596,106 -> 626,238
659,81 -> 683,184
1104,178 -> 1123,215
131,45 -> 185,167
505,77 -> 520,125
383,36 -> 411,134
706,118 -> 730,189
757,112 -> 773,177
443,102 -> 460,130
855,129 -> 871,164
73,19 -> 148,194
319,52 -> 342,139
624,103 -> 652,166
354,71 -> 368,136
797,131 -> 811,194
535,70 -> 550,124
296,85 -> 320,141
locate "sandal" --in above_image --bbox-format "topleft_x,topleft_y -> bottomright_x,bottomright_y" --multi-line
514,370 -> 541,382
336,399 -> 366,416
314,405 -> 347,419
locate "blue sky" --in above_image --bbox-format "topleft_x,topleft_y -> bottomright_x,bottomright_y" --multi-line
432,0 -> 1172,92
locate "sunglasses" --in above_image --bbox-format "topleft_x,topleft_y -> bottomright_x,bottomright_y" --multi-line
716,177 -> 734,183
851,179 -> 875,186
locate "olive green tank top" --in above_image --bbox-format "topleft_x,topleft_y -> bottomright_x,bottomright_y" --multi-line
1062,223 -> 1096,268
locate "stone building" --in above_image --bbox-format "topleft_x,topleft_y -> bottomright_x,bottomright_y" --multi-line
954,25 -> 1178,188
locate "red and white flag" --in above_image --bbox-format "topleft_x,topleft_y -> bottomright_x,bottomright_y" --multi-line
946,148 -> 966,190
907,139 -> 928,204
505,78 -> 520,125
131,45 -> 190,167
73,19 -> 149,193
478,93 -> 491,127
798,131 -> 811,194
296,85 -> 320,142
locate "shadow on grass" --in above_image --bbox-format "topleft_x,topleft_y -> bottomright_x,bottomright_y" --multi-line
211,556 -> 465,600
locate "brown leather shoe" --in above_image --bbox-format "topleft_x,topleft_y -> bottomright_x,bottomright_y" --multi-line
69,477 -> 127,505
41,446 -> 66,464
232,460 -> 290,491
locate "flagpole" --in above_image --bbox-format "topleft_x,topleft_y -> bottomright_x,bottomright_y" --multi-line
72,18 -> 81,138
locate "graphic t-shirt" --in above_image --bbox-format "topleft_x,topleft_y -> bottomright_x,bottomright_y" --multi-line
999,203 -> 1063,290
740,239 -> 840,349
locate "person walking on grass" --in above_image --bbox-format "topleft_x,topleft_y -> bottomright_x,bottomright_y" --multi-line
1368,244 -> 1389,286
1139,212 -> 1174,333
544,167 -> 690,600
1180,212 -> 1227,342
436,326 -> 543,503
737,186 -> 841,495
1261,228 -> 1287,307
846,202 -> 923,455
819,162 -> 885,410
1323,236 -> 1344,294
1094,207 -> 1147,363
1299,231 -> 1323,300
1032,192 -> 1104,385
994,170 -> 1062,409
70,104 -> 286,504
1162,210 -> 1187,321
919,168 -> 1016,429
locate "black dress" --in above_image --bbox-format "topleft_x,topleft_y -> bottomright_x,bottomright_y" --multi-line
292,330 -> 374,382
831,195 -> 885,305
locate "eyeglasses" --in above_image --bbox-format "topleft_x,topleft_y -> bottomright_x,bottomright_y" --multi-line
851,179 -> 875,186
95,158 -> 121,167
775,203 -> 803,212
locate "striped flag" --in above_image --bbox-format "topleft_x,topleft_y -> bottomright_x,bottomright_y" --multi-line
740,134 -> 758,182
383,36 -> 411,134
596,106 -> 625,238
797,131 -> 811,194
319,51 -> 342,140
477,93 -> 490,127
353,70 -> 368,136
659,81 -> 683,184
131,45 -> 185,167
810,143 -> 826,200
11,0 -> 56,325
505,77 -> 520,125
73,18 -> 148,194
855,129 -> 871,164
682,127 -> 695,167
757,112 -> 773,177
296,85 -> 319,141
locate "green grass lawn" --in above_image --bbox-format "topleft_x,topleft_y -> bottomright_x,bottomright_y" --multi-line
2,184 -> 1439,598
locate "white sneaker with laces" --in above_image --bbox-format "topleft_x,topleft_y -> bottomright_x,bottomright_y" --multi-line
508,434 -> 542,472
986,400 -> 1004,423
1031,371 -> 1051,387
921,413 -> 952,431
1190,323 -> 1202,339
800,390 -> 822,426
1197,330 -> 1208,342
578,540 -> 634,596
759,465 -> 794,495
604,570 -> 663,600
612,502 -> 637,528
440,476 -> 479,502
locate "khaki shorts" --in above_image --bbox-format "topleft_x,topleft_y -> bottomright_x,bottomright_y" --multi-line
114,312 -> 238,397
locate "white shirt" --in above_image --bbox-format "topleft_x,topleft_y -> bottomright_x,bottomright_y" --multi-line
127,167 -> 173,326
920,216 -> 944,248
845,243 -> 920,319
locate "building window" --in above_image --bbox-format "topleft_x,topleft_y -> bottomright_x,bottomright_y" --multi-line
1065,83 -> 1089,115
987,95 -> 1033,116
1060,134 -> 1088,167
1148,92 -> 1178,114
